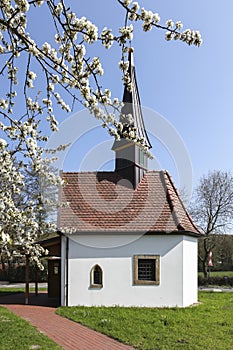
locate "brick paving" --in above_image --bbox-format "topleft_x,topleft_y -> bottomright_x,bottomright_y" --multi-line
0,293 -> 135,350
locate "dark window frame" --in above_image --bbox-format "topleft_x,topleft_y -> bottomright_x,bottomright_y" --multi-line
90,264 -> 103,288
134,255 -> 160,285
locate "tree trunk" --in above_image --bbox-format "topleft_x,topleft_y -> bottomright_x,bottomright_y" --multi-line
25,255 -> 30,305
1,259 -> 7,279
202,260 -> 208,278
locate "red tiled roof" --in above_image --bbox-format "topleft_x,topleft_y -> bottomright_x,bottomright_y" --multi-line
58,170 -> 201,236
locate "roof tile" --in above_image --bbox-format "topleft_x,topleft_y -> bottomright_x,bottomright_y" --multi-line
58,170 -> 200,236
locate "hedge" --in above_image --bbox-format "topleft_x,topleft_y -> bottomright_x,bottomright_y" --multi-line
198,276 -> 233,286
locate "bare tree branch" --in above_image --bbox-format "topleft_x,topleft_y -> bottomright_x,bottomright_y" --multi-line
190,170 -> 233,277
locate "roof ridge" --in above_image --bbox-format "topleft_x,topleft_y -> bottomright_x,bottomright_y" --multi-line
62,170 -> 164,176
61,171 -> 116,174
160,171 -> 182,230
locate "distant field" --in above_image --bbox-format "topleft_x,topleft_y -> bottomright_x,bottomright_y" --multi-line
198,271 -> 233,277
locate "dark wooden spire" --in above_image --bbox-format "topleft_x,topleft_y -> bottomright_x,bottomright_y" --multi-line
112,49 -> 152,188
120,49 -> 152,149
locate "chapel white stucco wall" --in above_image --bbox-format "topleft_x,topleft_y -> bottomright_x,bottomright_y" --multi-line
60,234 -> 67,307
182,236 -> 198,306
61,234 -> 198,307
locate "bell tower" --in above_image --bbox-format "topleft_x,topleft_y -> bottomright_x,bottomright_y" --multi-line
112,49 -> 152,188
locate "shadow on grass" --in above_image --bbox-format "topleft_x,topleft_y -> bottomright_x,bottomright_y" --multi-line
0,290 -> 24,297
0,291 -> 59,308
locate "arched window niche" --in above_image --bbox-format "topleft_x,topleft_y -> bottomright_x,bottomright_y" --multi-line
90,264 -> 103,288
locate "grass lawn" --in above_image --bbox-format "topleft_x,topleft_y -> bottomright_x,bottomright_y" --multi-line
198,271 -> 233,278
57,292 -> 233,350
0,306 -> 61,350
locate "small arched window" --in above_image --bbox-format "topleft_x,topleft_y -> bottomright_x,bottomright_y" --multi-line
90,264 -> 103,288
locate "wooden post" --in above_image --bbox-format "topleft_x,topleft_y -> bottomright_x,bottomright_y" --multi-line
25,255 -> 29,305
35,267 -> 38,296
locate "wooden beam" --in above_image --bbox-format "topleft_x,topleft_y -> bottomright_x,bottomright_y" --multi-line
25,255 -> 29,304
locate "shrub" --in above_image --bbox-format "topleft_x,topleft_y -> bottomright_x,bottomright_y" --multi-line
0,261 -> 48,283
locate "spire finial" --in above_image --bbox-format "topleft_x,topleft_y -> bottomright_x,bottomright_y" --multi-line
128,47 -> 134,67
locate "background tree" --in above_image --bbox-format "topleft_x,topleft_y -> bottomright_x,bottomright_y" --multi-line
212,234 -> 233,271
0,0 -> 202,266
0,159 -> 57,270
190,170 -> 233,277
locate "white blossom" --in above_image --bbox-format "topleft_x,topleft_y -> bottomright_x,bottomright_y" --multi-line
15,0 -> 29,13
28,71 -> 37,80
55,2 -> 63,16
0,99 -> 8,110
35,1 -> 44,6
119,24 -> 134,42
41,42 -> 51,55
119,60 -> 129,71
166,19 -> 174,29
0,45 -> 5,53
124,0 -> 132,6
165,31 -> 173,41
131,2 -> 140,12
0,138 -> 7,148
0,0 -> 202,267
176,21 -> 183,30
153,13 -> 160,23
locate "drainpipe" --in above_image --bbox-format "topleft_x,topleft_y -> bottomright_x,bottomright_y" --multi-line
65,236 -> 69,306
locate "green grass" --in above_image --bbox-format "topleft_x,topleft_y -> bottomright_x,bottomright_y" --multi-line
0,306 -> 61,350
57,292 -> 233,350
198,271 -> 233,278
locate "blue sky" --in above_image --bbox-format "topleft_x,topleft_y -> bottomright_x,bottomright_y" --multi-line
4,1 -> 233,193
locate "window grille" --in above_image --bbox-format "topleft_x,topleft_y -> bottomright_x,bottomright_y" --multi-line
134,255 -> 160,285
138,259 -> 155,281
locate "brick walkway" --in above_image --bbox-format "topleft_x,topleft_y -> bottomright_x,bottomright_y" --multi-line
1,294 -> 135,350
